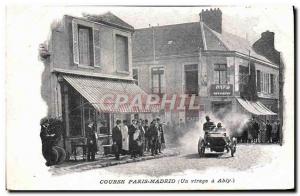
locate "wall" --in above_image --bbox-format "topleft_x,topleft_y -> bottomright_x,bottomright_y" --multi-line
50,15 -> 133,78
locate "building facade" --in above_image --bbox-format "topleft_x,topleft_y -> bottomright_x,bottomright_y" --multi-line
41,12 -> 154,155
132,8 -> 280,126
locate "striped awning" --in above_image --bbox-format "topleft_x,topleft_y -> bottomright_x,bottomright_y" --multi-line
63,74 -> 160,113
236,97 -> 277,115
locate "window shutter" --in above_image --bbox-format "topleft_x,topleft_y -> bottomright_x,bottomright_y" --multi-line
72,21 -> 79,64
93,29 -> 101,67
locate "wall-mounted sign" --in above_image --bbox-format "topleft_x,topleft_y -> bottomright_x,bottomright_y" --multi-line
210,84 -> 233,96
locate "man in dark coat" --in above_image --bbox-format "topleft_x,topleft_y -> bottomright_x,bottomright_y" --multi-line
143,119 -> 150,151
252,119 -> 260,143
112,120 -> 122,160
149,119 -> 159,156
128,119 -> 137,156
156,117 -> 165,153
86,120 -> 98,161
266,120 -> 272,143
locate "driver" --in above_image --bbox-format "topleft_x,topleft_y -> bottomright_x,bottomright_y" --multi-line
203,116 -> 215,132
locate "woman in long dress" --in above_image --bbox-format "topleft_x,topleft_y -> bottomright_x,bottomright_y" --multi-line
121,120 -> 129,153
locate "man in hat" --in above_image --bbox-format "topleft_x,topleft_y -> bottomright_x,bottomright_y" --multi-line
112,120 -> 122,160
86,120 -> 98,161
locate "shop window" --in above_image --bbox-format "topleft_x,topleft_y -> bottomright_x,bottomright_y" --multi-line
68,86 -> 83,137
133,68 -> 139,85
151,67 -> 165,94
116,34 -> 129,72
214,64 -> 228,84
184,64 -> 198,95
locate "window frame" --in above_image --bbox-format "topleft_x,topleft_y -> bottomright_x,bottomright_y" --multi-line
184,64 -> 199,95
214,64 -> 228,84
114,32 -> 130,74
150,66 -> 165,95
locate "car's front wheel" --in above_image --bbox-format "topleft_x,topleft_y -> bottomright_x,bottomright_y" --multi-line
198,138 -> 205,157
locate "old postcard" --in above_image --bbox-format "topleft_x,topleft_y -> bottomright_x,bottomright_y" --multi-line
5,5 -> 295,191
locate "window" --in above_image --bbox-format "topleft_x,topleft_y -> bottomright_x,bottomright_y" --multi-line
214,64 -> 227,84
184,64 -> 198,95
259,72 -> 275,94
72,21 -> 101,67
256,70 -> 261,92
270,74 -> 274,94
78,26 -> 94,66
151,67 -> 165,94
116,34 -> 129,72
132,68 -> 139,85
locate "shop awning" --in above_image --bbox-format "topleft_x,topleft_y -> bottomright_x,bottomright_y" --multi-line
236,97 -> 277,115
63,74 -> 160,113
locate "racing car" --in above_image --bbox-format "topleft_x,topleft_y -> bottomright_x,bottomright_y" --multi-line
198,122 -> 237,157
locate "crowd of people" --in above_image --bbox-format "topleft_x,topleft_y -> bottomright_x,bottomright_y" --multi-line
238,118 -> 281,144
112,117 -> 165,160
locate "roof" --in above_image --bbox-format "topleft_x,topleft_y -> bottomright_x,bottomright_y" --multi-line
133,21 -> 274,64
82,12 -> 134,31
202,23 -> 272,63
133,22 -> 204,58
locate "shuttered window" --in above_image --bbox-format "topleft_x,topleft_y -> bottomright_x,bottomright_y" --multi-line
116,34 -> 129,72
72,20 -> 101,68
93,29 -> 101,67
256,70 -> 261,92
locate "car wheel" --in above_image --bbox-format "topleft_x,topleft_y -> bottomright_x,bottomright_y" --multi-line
198,139 -> 205,157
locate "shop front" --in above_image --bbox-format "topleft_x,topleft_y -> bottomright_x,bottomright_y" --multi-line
59,74 -> 158,157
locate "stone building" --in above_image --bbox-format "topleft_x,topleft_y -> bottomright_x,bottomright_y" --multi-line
41,12 -> 156,155
132,8 -> 280,126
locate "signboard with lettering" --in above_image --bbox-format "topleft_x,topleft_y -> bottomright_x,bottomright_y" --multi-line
210,84 -> 233,96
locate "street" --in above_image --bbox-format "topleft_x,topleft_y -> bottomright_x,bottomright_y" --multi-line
54,144 -> 276,176
103,144 -> 272,176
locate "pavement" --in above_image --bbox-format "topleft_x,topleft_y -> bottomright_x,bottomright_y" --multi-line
49,148 -> 179,175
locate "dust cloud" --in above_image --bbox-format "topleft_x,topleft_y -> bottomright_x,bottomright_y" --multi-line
176,111 -> 250,153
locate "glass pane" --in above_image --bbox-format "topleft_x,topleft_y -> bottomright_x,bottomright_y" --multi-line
78,28 -> 90,66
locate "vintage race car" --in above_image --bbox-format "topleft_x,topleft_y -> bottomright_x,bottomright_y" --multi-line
198,127 -> 237,157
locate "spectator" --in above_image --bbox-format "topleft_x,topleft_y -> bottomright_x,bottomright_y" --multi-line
121,120 -> 129,154
128,119 -> 137,156
86,120 -> 98,161
266,120 -> 272,143
143,119 -> 150,152
112,120 -> 122,160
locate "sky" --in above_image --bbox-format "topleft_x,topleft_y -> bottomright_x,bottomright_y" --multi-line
10,6 -> 292,64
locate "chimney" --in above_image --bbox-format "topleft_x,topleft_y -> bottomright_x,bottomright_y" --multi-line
253,31 -> 280,65
199,8 -> 222,34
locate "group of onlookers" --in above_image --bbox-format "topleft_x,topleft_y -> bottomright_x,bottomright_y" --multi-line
112,117 -> 165,160
239,118 -> 281,144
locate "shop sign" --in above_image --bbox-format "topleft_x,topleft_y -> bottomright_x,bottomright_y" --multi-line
210,84 -> 233,96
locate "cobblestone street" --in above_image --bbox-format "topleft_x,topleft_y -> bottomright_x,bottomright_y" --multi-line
50,144 -> 278,176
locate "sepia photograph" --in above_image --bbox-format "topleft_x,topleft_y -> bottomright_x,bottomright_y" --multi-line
5,5 -> 295,191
